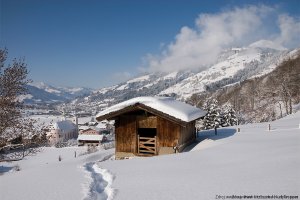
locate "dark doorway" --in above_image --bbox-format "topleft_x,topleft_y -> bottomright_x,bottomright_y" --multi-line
138,128 -> 156,138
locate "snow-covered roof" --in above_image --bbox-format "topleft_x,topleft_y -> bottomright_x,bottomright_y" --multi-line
77,117 -> 92,125
53,120 -> 76,132
96,122 -> 107,129
78,125 -> 90,130
77,134 -> 104,141
96,96 -> 206,123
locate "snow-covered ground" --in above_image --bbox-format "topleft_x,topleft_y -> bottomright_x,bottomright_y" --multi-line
99,112 -> 300,200
1,112 -> 299,200
0,147 -> 115,200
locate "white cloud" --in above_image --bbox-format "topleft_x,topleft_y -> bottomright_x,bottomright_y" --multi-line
112,71 -> 132,83
275,14 -> 300,48
144,5 -> 300,73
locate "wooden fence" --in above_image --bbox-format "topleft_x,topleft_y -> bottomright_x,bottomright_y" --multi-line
137,135 -> 157,156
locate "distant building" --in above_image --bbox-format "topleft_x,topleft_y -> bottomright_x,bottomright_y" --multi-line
77,123 -> 108,146
77,134 -> 106,146
46,120 -> 78,145
79,128 -> 100,135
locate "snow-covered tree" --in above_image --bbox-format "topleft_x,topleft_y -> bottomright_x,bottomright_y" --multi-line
221,105 -> 238,127
0,49 -> 46,162
202,99 -> 222,135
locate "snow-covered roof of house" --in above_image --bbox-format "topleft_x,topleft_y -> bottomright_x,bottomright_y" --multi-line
78,125 -> 90,130
96,96 -> 206,123
88,121 -> 97,126
77,134 -> 104,141
53,120 -> 76,132
77,117 -> 92,125
96,123 -> 107,130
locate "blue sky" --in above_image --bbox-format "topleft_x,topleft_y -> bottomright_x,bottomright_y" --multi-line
1,0 -> 300,88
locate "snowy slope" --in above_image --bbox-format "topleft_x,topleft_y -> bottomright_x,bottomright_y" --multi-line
159,44 -> 293,99
0,112 -> 299,200
0,147 -> 115,200
99,112 -> 300,200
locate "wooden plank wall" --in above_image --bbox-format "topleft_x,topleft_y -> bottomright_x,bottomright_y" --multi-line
179,121 -> 196,146
115,112 -> 196,154
157,117 -> 180,147
137,116 -> 157,128
115,115 -> 136,153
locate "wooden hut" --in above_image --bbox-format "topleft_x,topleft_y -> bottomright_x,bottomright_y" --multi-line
96,97 -> 206,159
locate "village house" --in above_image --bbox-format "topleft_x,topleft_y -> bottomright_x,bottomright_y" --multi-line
96,96 -> 206,159
77,134 -> 106,146
79,128 -> 99,135
77,121 -> 109,146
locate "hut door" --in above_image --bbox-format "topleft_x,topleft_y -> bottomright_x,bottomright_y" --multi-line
137,116 -> 157,156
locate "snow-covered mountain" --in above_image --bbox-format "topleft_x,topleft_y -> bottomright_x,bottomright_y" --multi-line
21,82 -> 93,104
68,71 -> 195,114
67,40 -> 298,114
159,44 -> 297,99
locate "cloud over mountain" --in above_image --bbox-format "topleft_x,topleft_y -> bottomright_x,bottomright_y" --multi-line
145,5 -> 300,73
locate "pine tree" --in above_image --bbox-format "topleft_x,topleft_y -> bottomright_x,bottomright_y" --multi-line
221,105 -> 238,127
202,99 -> 221,135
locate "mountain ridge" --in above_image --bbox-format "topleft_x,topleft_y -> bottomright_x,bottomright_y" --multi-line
22,82 -> 93,104
64,40 -> 299,116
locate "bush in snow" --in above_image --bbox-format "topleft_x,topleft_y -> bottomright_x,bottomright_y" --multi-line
100,141 -> 115,150
65,139 -> 78,147
55,142 -> 67,148
14,164 -> 21,171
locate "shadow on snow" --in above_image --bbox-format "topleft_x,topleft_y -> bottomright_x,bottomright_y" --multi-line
183,128 -> 237,152
0,165 -> 14,175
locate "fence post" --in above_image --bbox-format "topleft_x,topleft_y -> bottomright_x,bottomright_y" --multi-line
137,135 -> 140,154
154,136 -> 157,155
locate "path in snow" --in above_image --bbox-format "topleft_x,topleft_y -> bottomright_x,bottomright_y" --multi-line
83,154 -> 116,200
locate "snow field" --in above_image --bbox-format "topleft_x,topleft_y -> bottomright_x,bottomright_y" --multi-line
0,147 -> 114,200
100,113 -> 300,200
1,112 -> 299,200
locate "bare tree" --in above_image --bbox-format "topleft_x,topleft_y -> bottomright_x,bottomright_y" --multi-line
0,49 -> 46,162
